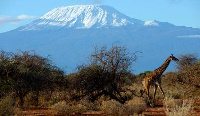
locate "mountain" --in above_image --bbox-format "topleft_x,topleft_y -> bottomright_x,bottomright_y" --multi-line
0,5 -> 200,74
17,5 -> 143,30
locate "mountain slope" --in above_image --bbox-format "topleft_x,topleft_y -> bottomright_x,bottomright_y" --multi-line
0,5 -> 200,74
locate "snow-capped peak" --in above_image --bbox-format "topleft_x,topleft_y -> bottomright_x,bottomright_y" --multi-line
19,5 -> 143,31
144,20 -> 159,26
40,5 -> 138,28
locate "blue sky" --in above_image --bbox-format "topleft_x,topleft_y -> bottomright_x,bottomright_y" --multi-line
0,0 -> 200,33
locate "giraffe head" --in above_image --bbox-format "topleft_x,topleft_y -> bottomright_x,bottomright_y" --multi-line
169,54 -> 179,62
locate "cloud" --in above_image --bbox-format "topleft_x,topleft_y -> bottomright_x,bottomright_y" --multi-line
17,15 -> 36,20
0,15 -> 36,26
177,35 -> 200,38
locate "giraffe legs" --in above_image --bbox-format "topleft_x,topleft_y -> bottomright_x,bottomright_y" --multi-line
142,80 -> 151,104
158,84 -> 165,98
153,84 -> 158,103
144,83 -> 164,107
144,85 -> 151,105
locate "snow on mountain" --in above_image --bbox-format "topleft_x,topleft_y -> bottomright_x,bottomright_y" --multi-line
144,20 -> 159,26
18,5 -> 143,31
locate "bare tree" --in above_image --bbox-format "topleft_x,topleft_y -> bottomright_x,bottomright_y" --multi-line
177,54 -> 198,71
91,45 -> 137,73
71,45 -> 137,103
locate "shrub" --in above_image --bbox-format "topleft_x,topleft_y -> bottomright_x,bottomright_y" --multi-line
101,98 -> 146,116
164,95 -> 183,108
101,100 -> 124,116
78,98 -> 100,111
124,97 -> 147,115
0,94 -> 15,116
164,96 -> 193,116
51,101 -> 87,115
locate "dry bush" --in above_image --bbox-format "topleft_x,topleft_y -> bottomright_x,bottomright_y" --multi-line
22,91 -> 69,108
128,83 -> 143,96
163,71 -> 200,101
164,96 -> 193,116
41,91 -> 70,107
124,97 -> 147,115
51,101 -> 87,115
0,94 -> 16,116
101,100 -> 125,116
162,72 -> 197,99
165,101 -> 192,116
164,95 -> 183,108
162,54 -> 200,100
23,92 -> 39,107
101,98 -> 146,116
78,98 -> 100,111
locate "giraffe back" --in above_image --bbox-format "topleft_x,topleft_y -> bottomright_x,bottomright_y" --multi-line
142,73 -> 161,87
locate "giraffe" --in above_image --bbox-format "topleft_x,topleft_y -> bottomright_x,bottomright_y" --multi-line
141,54 -> 179,106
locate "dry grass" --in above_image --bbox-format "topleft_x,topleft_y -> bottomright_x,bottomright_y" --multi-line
124,97 -> 147,115
78,98 -> 100,111
164,95 -> 193,116
163,95 -> 183,108
101,100 -> 124,116
101,97 -> 146,116
23,91 -> 70,108
51,101 -> 87,115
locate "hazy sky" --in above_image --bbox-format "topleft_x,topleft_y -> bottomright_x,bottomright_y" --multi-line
0,0 -> 200,33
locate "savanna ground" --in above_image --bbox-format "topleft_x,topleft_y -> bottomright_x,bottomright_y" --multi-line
1,45 -> 200,116
10,82 -> 200,116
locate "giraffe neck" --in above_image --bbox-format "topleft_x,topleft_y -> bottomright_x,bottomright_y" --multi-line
154,57 -> 171,75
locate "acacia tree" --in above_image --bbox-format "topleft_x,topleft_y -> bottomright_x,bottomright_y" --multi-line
0,51 -> 15,98
72,45 -> 137,103
176,54 -> 200,88
0,51 -> 64,107
177,54 -> 198,71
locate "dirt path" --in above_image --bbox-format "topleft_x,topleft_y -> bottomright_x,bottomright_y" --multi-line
16,107 -> 166,116
16,107 -> 200,116
16,108 -> 57,116
143,107 -> 166,116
